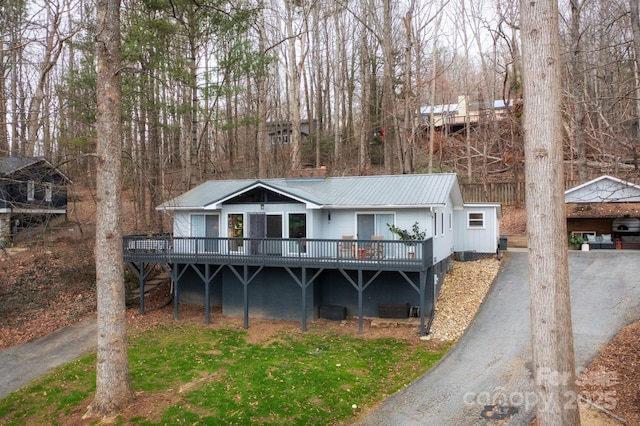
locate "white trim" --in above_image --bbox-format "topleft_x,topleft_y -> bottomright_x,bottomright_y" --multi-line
45,183 -> 52,202
564,175 -> 640,195
204,182 -> 323,210
10,208 -> 66,214
27,181 -> 35,201
467,211 -> 485,229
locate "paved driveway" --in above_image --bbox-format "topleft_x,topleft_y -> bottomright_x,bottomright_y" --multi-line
354,250 -> 640,425
0,317 -> 96,400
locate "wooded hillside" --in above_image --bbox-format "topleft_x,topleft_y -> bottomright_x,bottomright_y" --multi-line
2,0 -> 640,234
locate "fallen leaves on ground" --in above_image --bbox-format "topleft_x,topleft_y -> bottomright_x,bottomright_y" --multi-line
428,257 -> 501,342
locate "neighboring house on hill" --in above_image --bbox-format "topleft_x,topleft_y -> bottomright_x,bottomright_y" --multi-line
420,95 -> 514,134
124,172 -> 501,335
565,175 -> 640,248
266,119 -> 317,151
0,157 -> 70,241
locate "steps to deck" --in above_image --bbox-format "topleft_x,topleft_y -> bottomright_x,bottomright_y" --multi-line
127,272 -> 170,302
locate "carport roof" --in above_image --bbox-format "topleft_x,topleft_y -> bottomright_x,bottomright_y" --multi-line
565,175 -> 640,203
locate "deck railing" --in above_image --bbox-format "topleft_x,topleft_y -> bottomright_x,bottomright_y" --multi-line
123,234 -> 433,271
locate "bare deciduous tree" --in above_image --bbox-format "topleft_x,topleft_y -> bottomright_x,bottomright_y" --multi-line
85,0 -> 134,418
521,0 -> 580,423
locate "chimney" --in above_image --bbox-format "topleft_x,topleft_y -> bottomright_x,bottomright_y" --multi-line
285,166 -> 328,179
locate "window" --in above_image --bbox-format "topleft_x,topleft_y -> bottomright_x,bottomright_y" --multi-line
27,181 -> 35,201
433,213 -> 438,237
440,212 -> 445,236
191,214 -> 220,252
449,212 -> 453,231
227,213 -> 244,251
45,183 -> 52,203
356,213 -> 393,240
289,213 -> 307,253
468,212 -> 485,228
288,213 -> 306,239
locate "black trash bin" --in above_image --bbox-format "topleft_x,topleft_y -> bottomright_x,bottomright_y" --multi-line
498,237 -> 508,251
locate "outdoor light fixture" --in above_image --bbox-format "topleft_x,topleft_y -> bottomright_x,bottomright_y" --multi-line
328,211 -> 331,222
260,203 -> 264,210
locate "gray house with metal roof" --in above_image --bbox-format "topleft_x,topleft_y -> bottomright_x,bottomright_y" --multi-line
124,173 -> 501,335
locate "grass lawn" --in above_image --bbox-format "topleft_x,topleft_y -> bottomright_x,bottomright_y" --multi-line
0,324 -> 448,425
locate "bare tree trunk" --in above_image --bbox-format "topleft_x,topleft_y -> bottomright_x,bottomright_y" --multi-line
86,0 -> 133,418
359,33 -> 371,174
630,0 -> 640,171
24,3 -> 75,156
285,1 -> 303,171
427,3 -> 443,174
460,0 -> 472,180
381,0 -> 396,173
0,40 -> 9,156
570,0 -> 588,182
400,4 -> 415,174
189,40 -> 199,188
257,3 -> 268,178
521,0 -> 580,423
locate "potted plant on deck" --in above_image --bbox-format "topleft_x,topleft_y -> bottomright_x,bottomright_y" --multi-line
387,222 -> 426,258
568,234 -> 585,250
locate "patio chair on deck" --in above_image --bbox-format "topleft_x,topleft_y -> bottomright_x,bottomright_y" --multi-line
365,235 -> 384,259
339,235 -> 355,258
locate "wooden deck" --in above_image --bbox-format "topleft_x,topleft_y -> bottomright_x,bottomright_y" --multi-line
123,234 -> 436,336
123,235 -> 433,272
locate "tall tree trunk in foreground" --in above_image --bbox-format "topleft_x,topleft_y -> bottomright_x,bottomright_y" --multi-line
630,0 -> 640,171
85,0 -> 134,418
520,0 -> 580,424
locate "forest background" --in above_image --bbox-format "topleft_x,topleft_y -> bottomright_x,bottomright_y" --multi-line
2,0 -> 640,234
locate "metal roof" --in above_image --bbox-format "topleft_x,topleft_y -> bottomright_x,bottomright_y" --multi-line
0,157 -> 43,175
565,175 -> 640,203
0,157 -> 71,183
158,173 -> 463,211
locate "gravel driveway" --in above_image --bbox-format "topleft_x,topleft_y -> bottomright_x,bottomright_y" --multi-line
354,250 -> 640,425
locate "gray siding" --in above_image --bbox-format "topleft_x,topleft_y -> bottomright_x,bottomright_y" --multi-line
454,204 -> 500,253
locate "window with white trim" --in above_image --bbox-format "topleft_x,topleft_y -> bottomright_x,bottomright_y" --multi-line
45,183 -> 52,202
467,212 -> 485,228
27,181 -> 35,201
433,212 -> 438,237
192,214 -> 220,252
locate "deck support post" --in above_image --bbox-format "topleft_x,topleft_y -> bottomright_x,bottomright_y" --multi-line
139,262 -> 146,314
419,270 -> 426,336
243,265 -> 249,329
357,269 -> 364,333
285,267 -> 325,332
173,264 -> 180,320
191,263 -> 224,324
204,264 -> 211,324
227,264 -> 263,330
125,261 -> 153,315
301,268 -> 307,332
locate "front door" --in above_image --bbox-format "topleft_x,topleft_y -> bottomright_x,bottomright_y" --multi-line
249,213 -> 283,255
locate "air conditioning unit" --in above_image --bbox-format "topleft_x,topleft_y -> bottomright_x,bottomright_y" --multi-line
455,251 -> 476,261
